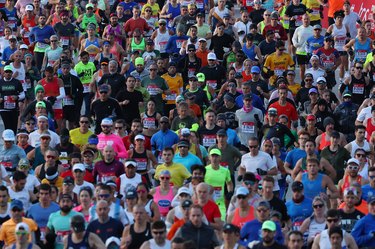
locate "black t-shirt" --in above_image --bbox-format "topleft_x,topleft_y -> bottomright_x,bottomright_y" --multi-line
91,98 -> 123,134
209,34 -> 235,60
98,73 -> 126,99
253,242 -> 288,249
53,22 -> 75,40
285,4 -> 307,29
0,78 -> 24,111
249,80 -> 269,101
338,209 -> 365,233
115,89 -> 143,124
199,65 -> 227,91
86,217 -> 124,243
269,196 -> 289,222
249,8 -> 266,25
198,125 -> 221,148
259,40 -> 276,57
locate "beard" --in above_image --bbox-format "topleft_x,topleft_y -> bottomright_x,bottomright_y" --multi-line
61,205 -> 72,213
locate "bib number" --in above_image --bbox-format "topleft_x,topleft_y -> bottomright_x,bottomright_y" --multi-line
242,121 -> 255,133
4,96 -> 16,109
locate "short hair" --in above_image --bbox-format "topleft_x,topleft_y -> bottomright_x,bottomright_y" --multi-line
190,204 -> 203,213
13,171 -> 27,181
69,152 -> 81,161
98,184 -> 111,193
326,209 -> 340,218
163,147 -> 175,155
0,185 -> 9,195
115,119 -> 126,125
329,226 -> 343,238
275,40 -> 285,48
39,183 -> 51,193
191,164 -> 206,175
151,220 -> 166,230
263,176 -> 275,184
305,139 -> 316,147
109,60 -> 118,68
355,125 -> 366,131
126,76 -> 136,82
297,130 -> 310,137
80,115 -> 92,123
368,167 -> 375,174
178,102 -> 189,109
288,230 -> 303,240
205,109 -> 216,116
45,66 -> 54,73
306,158 -> 320,166
132,118 -> 141,124
172,237 -> 185,244
80,51 -> 89,57
79,187 -> 93,197
133,5 -> 140,10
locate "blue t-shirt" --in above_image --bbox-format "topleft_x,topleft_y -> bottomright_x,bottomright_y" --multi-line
173,152 -> 202,172
235,94 -> 265,113
27,202 -> 60,228
361,184 -> 375,202
285,148 -> 306,169
226,128 -> 240,146
240,219 -> 284,246
306,36 -> 324,54
286,197 -> 313,230
2,46 -> 17,63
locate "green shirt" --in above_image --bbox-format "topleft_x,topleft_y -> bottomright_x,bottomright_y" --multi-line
74,61 -> 96,85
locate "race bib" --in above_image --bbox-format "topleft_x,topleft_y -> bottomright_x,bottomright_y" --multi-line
0,161 -> 12,168
4,96 -> 16,109
135,158 -> 147,171
188,68 -> 196,78
242,121 -> 255,133
220,162 -> 229,168
56,230 -> 71,244
246,0 -> 251,6
274,69 -> 283,76
100,173 -> 115,183
143,117 -> 156,129
165,91 -> 177,101
22,81 -> 31,90
335,36 -> 346,46
40,227 -> 46,241
61,36 -> 70,46
196,0 -> 204,8
176,39 -> 184,49
37,42 -> 48,49
295,16 -> 303,26
311,8 -> 320,15
292,220 -> 303,231
352,84 -> 364,94
52,99 -> 62,109
157,151 -> 164,164
202,134 -> 216,147
147,84 -> 159,96
356,49 -> 367,62
158,41 -> 168,52
83,84 -> 90,93
63,96 -> 74,106
213,186 -> 222,201
206,80 -> 217,89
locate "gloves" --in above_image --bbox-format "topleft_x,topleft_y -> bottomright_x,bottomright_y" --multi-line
257,168 -> 268,176
237,175 -> 243,182
225,191 -> 234,200
47,96 -> 56,105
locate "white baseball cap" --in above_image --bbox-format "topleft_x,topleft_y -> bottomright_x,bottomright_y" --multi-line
72,163 -> 85,172
2,129 -> 15,141
207,52 -> 217,60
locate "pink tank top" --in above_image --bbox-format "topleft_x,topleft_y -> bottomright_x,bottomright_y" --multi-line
153,187 -> 174,217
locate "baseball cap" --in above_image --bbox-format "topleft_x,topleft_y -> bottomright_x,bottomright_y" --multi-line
268,108 -> 278,116
223,223 -> 240,233
72,163 -> 85,172
262,220 -> 276,231
343,90 -> 352,98
323,117 -> 335,127
40,130 -> 51,138
146,39 -> 154,45
177,140 -> 189,148
224,94 -> 234,102
198,38 -> 207,43
15,222 -> 29,233
305,73 -> 313,79
178,186 -> 192,196
317,76 -> 326,84
8,35 -> 17,41
324,36 -> 333,42
343,187 -> 357,196
217,129 -> 227,136
71,215 -> 85,233
270,12 -> 279,19
20,44 -> 28,49
234,72 -> 243,78
106,237 -> 121,248
126,188 -> 137,199
2,129 -> 15,141
181,128 -> 191,137
309,88 -> 318,94
292,181 -> 304,192
101,118 -> 113,126
63,176 -> 74,184
243,94 -> 252,100
287,70 -> 296,75
331,131 -> 340,138
187,44 -> 196,51
210,148 -> 222,156
86,3 -> 94,8
307,114 -> 316,121
25,4 -> 34,11
251,66 -> 260,74
34,84 -> 44,94
35,101 -> 46,109
207,52 -> 217,60
367,196 -> 375,204
235,186 -> 249,196
3,65 -> 13,72
134,134 -> 145,140
11,199 -> 23,210
125,159 -> 137,167
82,148 -> 95,156
158,19 -> 167,24
99,84 -> 110,93
196,72 -> 205,82
313,24 -> 322,30
347,158 -> 359,165
176,95 -> 184,103
135,57 -> 144,66
181,199 -> 193,208
160,170 -> 171,177
188,75 -> 198,81
105,180 -> 117,188
100,57 -> 109,65
256,200 -> 270,209
223,13 -> 230,19
18,158 -> 30,167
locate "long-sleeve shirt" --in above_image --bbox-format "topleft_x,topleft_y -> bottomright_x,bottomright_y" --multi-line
165,35 -> 189,55
29,25 -> 55,49
351,213 -> 375,248
97,133 -> 128,159
292,25 -> 314,54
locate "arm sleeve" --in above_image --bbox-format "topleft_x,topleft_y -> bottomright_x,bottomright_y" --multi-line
56,87 -> 66,100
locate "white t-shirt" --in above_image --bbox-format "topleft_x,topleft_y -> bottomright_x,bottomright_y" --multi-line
10,174 -> 40,193
343,12 -> 360,39
118,173 -> 142,197
240,151 -> 276,173
356,105 -> 371,122
7,187 -> 31,211
28,129 -> 60,148
89,201 -> 127,225
73,181 -> 95,195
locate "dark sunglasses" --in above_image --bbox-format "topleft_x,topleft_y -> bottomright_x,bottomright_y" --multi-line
237,195 -> 247,199
313,204 -> 324,209
115,127 -> 123,130
327,218 -> 339,223
99,194 -> 110,198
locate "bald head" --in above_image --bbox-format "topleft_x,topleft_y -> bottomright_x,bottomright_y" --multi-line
103,145 -> 115,162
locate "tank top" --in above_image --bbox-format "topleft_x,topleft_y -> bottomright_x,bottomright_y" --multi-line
319,229 -> 347,249
154,29 -> 170,53
22,15 -> 36,42
38,164 -> 58,181
231,207 -> 255,229
349,74 -> 366,105
84,38 -> 100,62
153,187 -> 174,217
307,217 -> 326,240
366,119 -> 375,141
144,199 -> 154,217
167,3 -> 180,21
10,62 -> 26,87
128,223 -> 152,249
131,37 -> 146,52
332,24 -> 346,51
33,146 -> 45,169
132,149 -> 148,172
349,140 -> 371,157
143,112 -> 158,129
41,77 -> 59,97
302,173 -> 325,199
212,7 -> 228,29
354,37 -> 371,63
242,44 -> 256,61
81,14 -> 98,31
67,231 -> 91,249
173,206 -> 184,222
51,13 -> 60,27
109,44 -> 121,63
149,239 -> 171,249
319,132 -> 331,151
340,174 -> 362,193
107,24 -> 122,45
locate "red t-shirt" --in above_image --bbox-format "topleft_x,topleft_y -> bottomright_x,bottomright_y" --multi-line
201,200 -> 221,223
268,101 -> 298,128
60,170 -> 94,183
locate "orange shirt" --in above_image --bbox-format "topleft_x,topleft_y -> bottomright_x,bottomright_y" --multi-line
196,49 -> 210,67
231,207 -> 255,228
268,101 -> 298,128
0,217 -> 38,246
328,0 -> 344,17
339,200 -> 368,215
167,219 -> 186,240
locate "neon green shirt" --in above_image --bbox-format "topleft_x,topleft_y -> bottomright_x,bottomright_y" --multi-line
74,61 -> 96,85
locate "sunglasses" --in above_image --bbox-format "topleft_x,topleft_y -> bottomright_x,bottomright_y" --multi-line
313,204 -> 324,209
145,9 -> 152,12
244,180 -> 255,185
160,176 -> 170,180
355,67 -> 363,70
15,231 -> 28,235
369,175 -> 375,179
99,194 -> 110,198
159,23 -> 166,26
18,165 -> 29,169
46,155 -> 56,159
41,137 -> 50,140
101,125 -> 111,128
257,209 -> 268,213
12,208 -> 22,212
348,165 -> 359,170
160,121 -> 168,124
356,154 -> 366,158
327,218 -> 339,223
99,91 -> 108,94
83,154 -> 93,158
50,40 -> 58,42
152,230 -> 165,235
237,195 -> 247,199
26,122 -> 35,125
149,68 -> 157,71
188,50 -> 195,52
137,189 -> 146,194
80,121 -> 89,124
249,145 -> 258,149
115,127 -> 123,130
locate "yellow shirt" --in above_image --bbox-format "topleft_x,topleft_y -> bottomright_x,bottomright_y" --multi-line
142,3 -> 160,17
69,128 -> 93,151
302,0 -> 321,22
288,83 -> 301,96
264,52 -> 294,85
0,217 -> 38,246
154,163 -> 191,187
161,73 -> 184,104
41,176 -> 64,189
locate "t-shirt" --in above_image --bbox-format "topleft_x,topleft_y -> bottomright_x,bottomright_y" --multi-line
362,184 -> 375,202
141,76 -> 168,113
86,217 -> 124,243
0,217 -> 38,246
74,61 -> 96,85
47,210 -> 83,249
201,199 -> 221,223
338,209 -> 365,233
27,202 -> 60,240
240,151 -> 276,174
285,3 -> 307,29
268,102 -> 298,127
154,163 -> 191,187
69,128 -> 93,149
264,52 -> 294,86
173,152 -> 202,173
115,89 -> 143,124
171,115 -> 197,131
